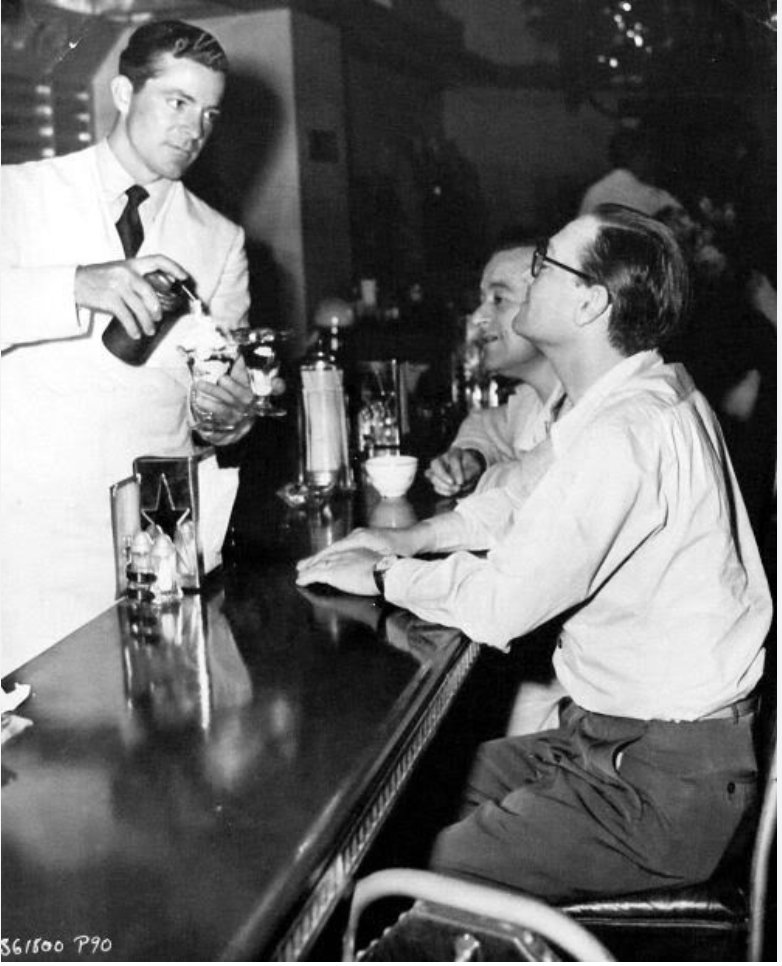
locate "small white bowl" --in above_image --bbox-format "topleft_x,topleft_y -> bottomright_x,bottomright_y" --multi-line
365,454 -> 418,500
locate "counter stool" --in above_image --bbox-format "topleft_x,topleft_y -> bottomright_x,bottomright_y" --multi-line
342,868 -> 614,961
344,705 -> 775,961
558,706 -> 777,962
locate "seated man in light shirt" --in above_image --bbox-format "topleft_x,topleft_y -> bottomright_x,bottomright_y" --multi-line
426,244 -> 562,498
426,242 -> 567,735
297,204 -> 771,901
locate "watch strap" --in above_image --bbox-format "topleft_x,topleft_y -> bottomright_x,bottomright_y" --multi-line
373,554 -> 398,596
465,448 -> 487,476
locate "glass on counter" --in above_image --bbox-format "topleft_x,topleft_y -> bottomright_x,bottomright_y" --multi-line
235,327 -> 288,418
355,359 -> 402,458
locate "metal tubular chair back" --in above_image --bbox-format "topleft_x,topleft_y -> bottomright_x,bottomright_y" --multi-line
748,722 -> 777,962
342,868 -> 615,962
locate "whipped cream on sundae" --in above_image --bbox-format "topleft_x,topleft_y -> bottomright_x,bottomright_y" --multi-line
178,316 -> 239,383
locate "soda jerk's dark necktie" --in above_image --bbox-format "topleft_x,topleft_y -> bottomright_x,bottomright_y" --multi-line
115,185 -> 149,257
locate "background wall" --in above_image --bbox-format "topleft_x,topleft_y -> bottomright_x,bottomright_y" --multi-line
342,51 -> 444,291
438,0 -> 776,266
440,0 -> 620,241
443,85 -> 617,239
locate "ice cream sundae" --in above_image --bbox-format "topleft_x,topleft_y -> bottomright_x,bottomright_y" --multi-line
178,317 -> 242,432
236,328 -> 287,417
178,315 -> 239,383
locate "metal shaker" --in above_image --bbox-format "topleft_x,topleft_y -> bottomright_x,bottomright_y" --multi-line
101,270 -> 195,365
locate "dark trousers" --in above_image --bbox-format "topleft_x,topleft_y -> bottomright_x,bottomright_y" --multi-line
429,698 -> 758,901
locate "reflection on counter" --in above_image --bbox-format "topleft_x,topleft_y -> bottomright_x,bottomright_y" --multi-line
296,585 -> 463,666
367,494 -> 417,529
305,498 -> 355,554
118,593 -> 252,733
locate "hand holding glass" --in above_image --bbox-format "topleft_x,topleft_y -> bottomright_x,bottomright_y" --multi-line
185,347 -> 243,434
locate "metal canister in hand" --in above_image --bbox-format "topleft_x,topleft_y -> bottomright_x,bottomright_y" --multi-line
102,270 -> 193,366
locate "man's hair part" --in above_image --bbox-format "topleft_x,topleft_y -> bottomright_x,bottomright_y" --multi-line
119,20 -> 228,91
581,203 -> 689,355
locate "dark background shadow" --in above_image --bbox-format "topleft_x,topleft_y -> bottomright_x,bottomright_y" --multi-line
185,69 -> 301,516
185,69 -> 292,331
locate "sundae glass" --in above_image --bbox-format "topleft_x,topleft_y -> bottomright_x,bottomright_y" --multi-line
178,320 -> 242,434
237,328 -> 287,418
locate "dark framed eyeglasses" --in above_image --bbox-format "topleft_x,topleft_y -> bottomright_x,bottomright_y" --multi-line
531,240 -> 597,284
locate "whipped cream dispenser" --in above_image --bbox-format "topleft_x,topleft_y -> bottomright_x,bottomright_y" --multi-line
102,271 -> 200,365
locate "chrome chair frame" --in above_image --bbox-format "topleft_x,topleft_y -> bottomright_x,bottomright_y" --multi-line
343,868 -> 615,962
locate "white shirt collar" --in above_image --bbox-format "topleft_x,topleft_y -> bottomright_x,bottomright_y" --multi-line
551,350 -> 662,454
540,380 -> 569,435
95,138 -> 172,221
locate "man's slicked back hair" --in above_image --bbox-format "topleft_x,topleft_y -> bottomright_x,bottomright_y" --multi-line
118,20 -> 228,91
581,203 -> 689,356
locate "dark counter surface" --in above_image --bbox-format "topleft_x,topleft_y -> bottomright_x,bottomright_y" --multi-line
1,483 -> 475,961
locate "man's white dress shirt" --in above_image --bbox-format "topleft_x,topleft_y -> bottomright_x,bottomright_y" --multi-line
383,352 -> 771,721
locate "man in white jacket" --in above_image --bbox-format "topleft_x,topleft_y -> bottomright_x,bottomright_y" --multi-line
296,205 -> 770,900
1,20 -> 255,671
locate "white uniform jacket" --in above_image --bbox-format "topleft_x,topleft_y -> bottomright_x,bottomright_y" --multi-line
0,145 -> 250,671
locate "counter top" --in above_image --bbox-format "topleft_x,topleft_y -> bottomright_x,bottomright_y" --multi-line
1,485 -> 477,961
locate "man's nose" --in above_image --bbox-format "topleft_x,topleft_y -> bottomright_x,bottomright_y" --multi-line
183,109 -> 206,140
470,303 -> 490,327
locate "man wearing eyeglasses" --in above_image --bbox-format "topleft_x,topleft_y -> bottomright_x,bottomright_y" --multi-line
297,204 -> 770,900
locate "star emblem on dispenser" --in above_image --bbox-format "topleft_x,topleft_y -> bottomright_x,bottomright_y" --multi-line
141,473 -> 191,539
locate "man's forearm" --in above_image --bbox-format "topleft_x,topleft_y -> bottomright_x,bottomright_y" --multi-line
395,511 -> 476,556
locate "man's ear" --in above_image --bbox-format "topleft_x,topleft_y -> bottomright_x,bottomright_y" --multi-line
575,284 -> 611,328
110,75 -> 133,115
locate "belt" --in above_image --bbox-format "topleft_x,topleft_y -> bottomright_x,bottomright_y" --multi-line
697,695 -> 759,722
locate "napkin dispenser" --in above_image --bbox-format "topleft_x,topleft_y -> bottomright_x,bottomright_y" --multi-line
111,449 -> 239,596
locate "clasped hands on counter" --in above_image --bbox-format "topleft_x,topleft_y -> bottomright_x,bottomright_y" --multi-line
75,253 -> 284,446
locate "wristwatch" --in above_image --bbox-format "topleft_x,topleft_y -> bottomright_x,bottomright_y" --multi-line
465,448 -> 487,476
373,554 -> 399,596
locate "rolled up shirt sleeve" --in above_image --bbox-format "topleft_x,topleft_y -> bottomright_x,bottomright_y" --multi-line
383,423 -> 666,649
